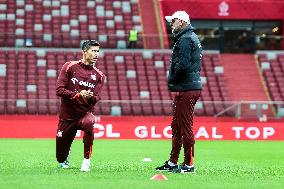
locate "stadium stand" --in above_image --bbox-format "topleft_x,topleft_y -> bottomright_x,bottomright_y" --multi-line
0,49 -> 232,116
1,0 -> 281,119
258,53 -> 284,102
257,53 -> 284,116
0,0 -> 143,48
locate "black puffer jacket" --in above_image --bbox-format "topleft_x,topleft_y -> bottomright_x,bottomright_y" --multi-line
168,25 -> 202,92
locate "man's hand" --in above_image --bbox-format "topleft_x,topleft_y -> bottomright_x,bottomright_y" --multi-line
80,90 -> 93,99
71,93 -> 81,99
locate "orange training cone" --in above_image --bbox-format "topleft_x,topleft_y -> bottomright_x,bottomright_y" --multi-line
150,173 -> 168,180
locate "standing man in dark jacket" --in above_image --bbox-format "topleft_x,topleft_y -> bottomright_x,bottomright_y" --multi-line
155,11 -> 202,173
56,40 -> 105,172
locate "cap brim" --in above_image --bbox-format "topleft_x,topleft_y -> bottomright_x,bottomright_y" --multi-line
165,16 -> 173,22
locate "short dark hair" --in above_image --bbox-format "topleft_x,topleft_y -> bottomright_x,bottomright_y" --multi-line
81,40 -> 100,51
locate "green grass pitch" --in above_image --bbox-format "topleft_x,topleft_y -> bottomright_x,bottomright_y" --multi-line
0,139 -> 283,189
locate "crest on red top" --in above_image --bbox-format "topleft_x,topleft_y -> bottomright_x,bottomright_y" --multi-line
91,74 -> 96,80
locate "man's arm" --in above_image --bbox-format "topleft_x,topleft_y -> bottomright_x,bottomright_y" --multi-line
56,62 -> 77,99
174,37 -> 192,81
88,75 -> 106,105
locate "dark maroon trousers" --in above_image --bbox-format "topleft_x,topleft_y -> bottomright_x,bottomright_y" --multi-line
169,90 -> 201,166
56,112 -> 96,163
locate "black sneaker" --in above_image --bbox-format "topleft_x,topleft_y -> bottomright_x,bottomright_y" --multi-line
173,165 -> 195,173
155,161 -> 178,172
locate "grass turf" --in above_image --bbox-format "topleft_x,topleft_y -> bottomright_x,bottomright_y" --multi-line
0,139 -> 283,189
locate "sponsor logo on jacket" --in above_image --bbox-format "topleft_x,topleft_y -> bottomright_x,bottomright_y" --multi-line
71,78 -> 95,88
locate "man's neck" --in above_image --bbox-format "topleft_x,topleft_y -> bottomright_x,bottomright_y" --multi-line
82,59 -> 91,66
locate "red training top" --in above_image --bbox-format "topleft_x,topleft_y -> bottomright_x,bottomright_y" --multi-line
56,60 -> 105,120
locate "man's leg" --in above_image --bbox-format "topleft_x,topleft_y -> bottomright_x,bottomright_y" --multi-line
169,95 -> 183,164
155,95 -> 183,171
78,112 -> 95,172
79,112 -> 96,159
178,91 -> 201,166
128,41 -> 132,48
56,120 -> 78,164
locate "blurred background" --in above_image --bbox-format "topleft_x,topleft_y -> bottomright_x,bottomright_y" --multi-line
0,0 -> 284,120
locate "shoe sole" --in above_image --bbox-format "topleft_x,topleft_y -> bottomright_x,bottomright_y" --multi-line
180,170 -> 196,174
155,170 -> 171,172
80,169 -> 90,172
180,167 -> 196,174
59,164 -> 70,169
171,167 -> 196,174
60,166 -> 70,169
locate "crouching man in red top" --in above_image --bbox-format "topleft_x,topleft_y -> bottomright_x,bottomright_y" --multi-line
55,40 -> 105,172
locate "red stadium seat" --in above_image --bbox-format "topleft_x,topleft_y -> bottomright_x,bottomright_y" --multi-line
1,49 -> 234,116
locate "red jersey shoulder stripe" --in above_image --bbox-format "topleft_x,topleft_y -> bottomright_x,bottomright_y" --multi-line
93,67 -> 104,78
66,61 -> 80,72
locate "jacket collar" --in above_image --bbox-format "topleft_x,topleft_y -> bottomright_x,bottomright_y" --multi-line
173,25 -> 194,41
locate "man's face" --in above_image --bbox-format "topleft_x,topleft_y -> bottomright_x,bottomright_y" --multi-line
170,18 -> 182,34
83,46 -> 100,66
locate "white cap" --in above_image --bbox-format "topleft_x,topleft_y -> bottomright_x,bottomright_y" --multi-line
165,11 -> 190,24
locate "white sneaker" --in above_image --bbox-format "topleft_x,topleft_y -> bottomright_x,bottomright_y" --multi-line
80,158 -> 91,172
59,160 -> 70,169
59,151 -> 71,169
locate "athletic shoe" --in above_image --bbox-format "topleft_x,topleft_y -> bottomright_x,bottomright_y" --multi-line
173,164 -> 195,173
59,160 -> 70,169
59,151 -> 71,169
80,158 -> 91,172
155,161 -> 178,172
